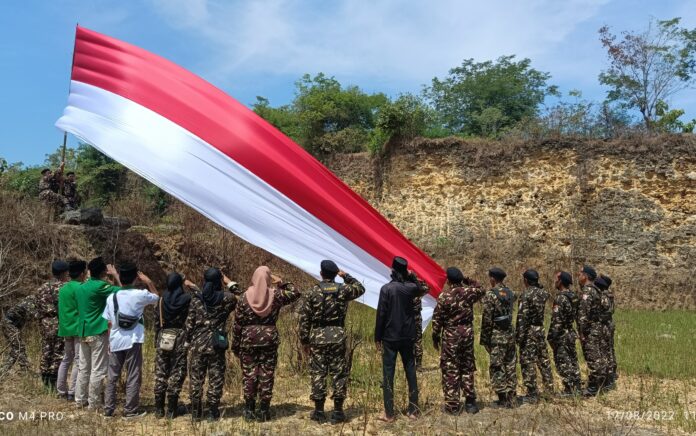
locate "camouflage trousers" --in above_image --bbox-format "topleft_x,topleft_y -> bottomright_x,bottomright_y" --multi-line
39,191 -> 66,214
39,324 -> 64,376
189,350 -> 226,408
488,338 -> 517,395
414,313 -> 423,368
240,346 -> 278,402
0,319 -> 29,374
309,342 -> 348,401
154,330 -> 188,402
440,326 -> 476,410
580,327 -> 609,387
518,327 -> 553,395
549,330 -> 581,392
603,321 -> 617,379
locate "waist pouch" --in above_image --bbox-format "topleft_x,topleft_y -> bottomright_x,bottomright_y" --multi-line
310,326 -> 346,345
158,328 -> 180,351
241,325 -> 278,348
493,315 -> 512,330
117,313 -> 141,330
212,329 -> 229,351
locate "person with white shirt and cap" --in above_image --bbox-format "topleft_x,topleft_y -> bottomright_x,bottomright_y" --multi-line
102,262 -> 160,419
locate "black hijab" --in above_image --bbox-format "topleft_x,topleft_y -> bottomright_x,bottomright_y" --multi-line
162,272 -> 191,320
201,267 -> 224,306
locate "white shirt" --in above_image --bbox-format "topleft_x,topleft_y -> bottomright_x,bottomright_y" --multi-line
102,288 -> 159,352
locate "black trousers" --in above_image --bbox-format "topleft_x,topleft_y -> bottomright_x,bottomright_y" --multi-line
382,340 -> 419,417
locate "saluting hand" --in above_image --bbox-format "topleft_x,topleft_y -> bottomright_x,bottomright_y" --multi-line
337,270 -> 347,278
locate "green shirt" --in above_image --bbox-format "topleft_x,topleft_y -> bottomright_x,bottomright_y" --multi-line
77,278 -> 120,337
57,280 -> 82,337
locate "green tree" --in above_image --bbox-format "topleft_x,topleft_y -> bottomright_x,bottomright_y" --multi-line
424,55 -> 558,136
74,144 -> 128,206
599,17 -> 696,130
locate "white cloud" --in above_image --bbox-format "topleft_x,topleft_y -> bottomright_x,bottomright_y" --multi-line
148,0 -> 611,85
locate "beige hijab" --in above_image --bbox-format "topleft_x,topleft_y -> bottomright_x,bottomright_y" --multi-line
246,266 -> 275,317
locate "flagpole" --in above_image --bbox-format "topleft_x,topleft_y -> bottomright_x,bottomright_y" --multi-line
59,23 -> 78,195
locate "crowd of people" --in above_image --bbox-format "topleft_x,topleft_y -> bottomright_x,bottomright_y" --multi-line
0,255 -> 616,423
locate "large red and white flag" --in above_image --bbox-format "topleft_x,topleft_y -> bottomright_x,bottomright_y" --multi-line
56,26 -> 446,325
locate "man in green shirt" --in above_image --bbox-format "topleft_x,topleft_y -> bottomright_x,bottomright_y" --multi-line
57,259 -> 87,402
75,257 -> 121,410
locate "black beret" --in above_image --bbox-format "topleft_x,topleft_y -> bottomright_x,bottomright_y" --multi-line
488,267 -> 507,281
594,277 -> 609,290
51,260 -> 69,276
392,256 -> 408,275
66,171 -> 75,176
118,262 -> 138,275
558,271 -> 573,287
582,265 -> 597,280
523,269 -> 539,283
204,267 -> 222,282
446,267 -> 464,284
68,260 -> 87,276
600,274 -> 612,288
41,168 -> 51,175
320,260 -> 339,276
88,257 -> 107,277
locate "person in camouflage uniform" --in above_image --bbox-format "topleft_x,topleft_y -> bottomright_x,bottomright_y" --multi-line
298,260 -> 365,424
576,265 -> 608,396
36,260 -> 70,390
431,267 -> 485,415
480,267 -> 518,408
413,296 -> 424,371
184,268 -> 238,421
595,274 -> 617,390
38,166 -> 67,213
63,172 -> 81,211
153,272 -> 196,419
1,295 -> 37,375
232,266 -> 300,422
516,269 -> 553,403
547,271 -> 581,396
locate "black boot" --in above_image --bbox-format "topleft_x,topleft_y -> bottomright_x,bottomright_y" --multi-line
504,393 -> 519,408
520,390 -> 539,405
330,399 -> 346,424
191,400 -> 203,422
464,397 -> 479,414
309,399 -> 326,422
583,383 -> 599,397
167,395 -> 186,418
243,398 -> 256,422
257,400 -> 272,422
154,395 -> 166,419
207,406 -> 220,422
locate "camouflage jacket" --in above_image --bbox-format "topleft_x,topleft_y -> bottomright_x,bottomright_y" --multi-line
577,283 -> 602,336
232,283 -> 300,353
184,291 -> 237,353
599,288 -> 615,324
480,285 -> 516,347
38,174 -> 60,193
548,290 -> 578,343
64,181 -> 80,202
298,274 -> 365,345
515,285 -> 550,344
431,284 -> 485,344
4,296 -> 37,329
35,279 -> 63,333
413,295 -> 423,320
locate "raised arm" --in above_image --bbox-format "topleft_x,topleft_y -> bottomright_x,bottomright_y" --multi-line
338,271 -> 366,300
276,282 -> 301,306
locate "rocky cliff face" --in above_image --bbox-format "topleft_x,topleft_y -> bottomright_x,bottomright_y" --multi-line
327,135 -> 696,309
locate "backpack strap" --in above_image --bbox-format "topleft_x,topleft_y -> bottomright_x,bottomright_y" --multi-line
113,290 -> 120,318
159,297 -> 164,329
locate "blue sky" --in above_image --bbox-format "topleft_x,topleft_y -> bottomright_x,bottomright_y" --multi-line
1,0 -> 694,165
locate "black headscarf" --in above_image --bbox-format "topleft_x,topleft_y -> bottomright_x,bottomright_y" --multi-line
201,267 -> 224,306
162,272 -> 191,320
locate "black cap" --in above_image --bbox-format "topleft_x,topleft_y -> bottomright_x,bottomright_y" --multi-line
582,265 -> 597,280
558,271 -> 572,287
41,168 -> 51,175
320,260 -> 339,276
392,256 -> 408,276
488,267 -> 506,281
204,267 -> 222,282
446,267 -> 464,284
66,171 -> 75,176
68,260 -> 87,277
118,261 -> 138,285
523,269 -> 539,284
594,277 -> 609,290
600,274 -> 612,288
51,260 -> 69,277
88,257 -> 107,278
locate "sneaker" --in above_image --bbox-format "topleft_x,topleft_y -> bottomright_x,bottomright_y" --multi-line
123,409 -> 147,419
464,402 -> 479,414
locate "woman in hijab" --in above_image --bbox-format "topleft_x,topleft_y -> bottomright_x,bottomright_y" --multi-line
185,267 -> 238,421
153,272 -> 193,418
232,266 -> 301,421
